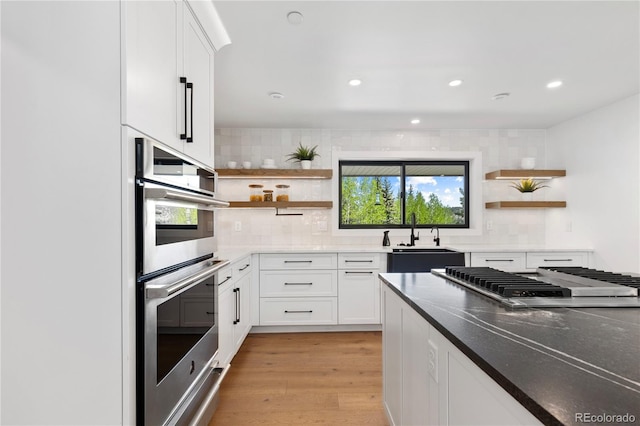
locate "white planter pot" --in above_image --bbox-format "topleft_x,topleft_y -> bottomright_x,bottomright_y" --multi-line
300,160 -> 312,169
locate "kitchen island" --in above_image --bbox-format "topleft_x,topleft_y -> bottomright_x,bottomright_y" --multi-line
379,272 -> 640,426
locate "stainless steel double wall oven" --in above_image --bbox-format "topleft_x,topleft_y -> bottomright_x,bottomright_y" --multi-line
135,138 -> 229,425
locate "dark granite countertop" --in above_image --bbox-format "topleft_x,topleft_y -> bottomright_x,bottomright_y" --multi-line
379,272 -> 640,426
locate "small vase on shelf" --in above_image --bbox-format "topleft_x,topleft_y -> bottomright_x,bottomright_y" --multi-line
300,160 -> 311,170
286,143 -> 320,170
511,178 -> 547,202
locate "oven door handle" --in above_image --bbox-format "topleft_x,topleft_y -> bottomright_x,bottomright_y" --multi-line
146,259 -> 230,299
145,187 -> 229,208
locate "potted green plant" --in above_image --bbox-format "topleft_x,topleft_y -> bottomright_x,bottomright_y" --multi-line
511,178 -> 548,201
286,143 -> 320,169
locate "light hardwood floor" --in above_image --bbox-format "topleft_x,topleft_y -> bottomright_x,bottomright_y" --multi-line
209,331 -> 389,425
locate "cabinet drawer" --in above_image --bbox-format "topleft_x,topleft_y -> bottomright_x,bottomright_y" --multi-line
260,270 -> 337,297
469,252 -> 526,270
217,264 -> 234,291
260,253 -> 337,270
259,298 -> 338,325
338,253 -> 381,270
234,255 -> 252,278
526,252 -> 588,269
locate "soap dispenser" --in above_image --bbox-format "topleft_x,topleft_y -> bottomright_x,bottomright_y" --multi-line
382,230 -> 390,246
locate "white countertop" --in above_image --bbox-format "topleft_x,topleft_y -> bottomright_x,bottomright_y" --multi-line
446,244 -> 593,253
218,244 -> 593,264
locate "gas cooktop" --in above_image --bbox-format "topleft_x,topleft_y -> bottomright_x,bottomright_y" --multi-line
431,266 -> 640,308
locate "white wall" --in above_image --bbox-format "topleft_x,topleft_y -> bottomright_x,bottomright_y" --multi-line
214,128 -> 553,248
1,2 -> 123,424
546,94 -> 640,273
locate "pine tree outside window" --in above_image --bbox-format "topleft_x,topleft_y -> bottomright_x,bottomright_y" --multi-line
339,161 -> 469,229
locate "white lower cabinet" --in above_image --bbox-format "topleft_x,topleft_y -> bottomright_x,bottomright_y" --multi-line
338,253 -> 381,324
260,270 -> 337,297
217,255 -> 252,367
233,269 -> 252,349
259,253 -> 338,326
258,252 -> 383,326
217,269 -> 235,367
446,349 -> 540,426
525,251 -> 588,269
259,297 -> 338,325
470,250 -> 591,271
382,285 -> 403,426
469,252 -> 527,271
381,284 -> 542,426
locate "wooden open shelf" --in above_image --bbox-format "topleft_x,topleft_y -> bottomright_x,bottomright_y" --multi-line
217,169 -> 333,179
485,169 -> 566,180
485,201 -> 566,209
228,201 -> 333,209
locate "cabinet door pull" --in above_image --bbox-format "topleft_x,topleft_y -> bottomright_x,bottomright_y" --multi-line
344,271 -> 374,274
179,77 -> 193,142
236,287 -> 241,324
345,260 -> 373,263
284,282 -> 313,286
543,259 -> 573,262
187,81 -> 193,143
239,264 -> 250,271
233,288 -> 239,324
284,310 -> 313,314
217,276 -> 232,286
284,260 -> 313,264
485,259 -> 514,262
206,311 -> 214,315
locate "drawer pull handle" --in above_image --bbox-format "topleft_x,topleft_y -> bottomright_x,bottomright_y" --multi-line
344,271 -> 374,274
345,260 -> 373,263
284,310 -> 313,313
206,311 -> 214,315
239,264 -> 250,271
217,276 -> 232,286
485,259 -> 514,262
543,259 -> 573,262
284,282 -> 313,286
284,260 -> 313,263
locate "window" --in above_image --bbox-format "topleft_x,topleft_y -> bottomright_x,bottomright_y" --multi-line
339,160 -> 469,229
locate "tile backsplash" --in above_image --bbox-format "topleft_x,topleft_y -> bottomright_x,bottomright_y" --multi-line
214,128 -> 551,249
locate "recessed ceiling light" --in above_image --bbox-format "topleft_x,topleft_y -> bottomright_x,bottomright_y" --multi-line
449,79 -> 463,87
268,92 -> 284,99
287,11 -> 304,25
348,79 -> 362,86
547,80 -> 563,89
410,119 -> 421,124
492,92 -> 510,101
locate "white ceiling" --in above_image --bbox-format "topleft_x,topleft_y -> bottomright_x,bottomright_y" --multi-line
212,1 -> 639,130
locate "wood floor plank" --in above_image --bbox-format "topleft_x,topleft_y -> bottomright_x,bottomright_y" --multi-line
209,331 -> 388,426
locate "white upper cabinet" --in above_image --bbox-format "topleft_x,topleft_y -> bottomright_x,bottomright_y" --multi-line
182,7 -> 214,163
123,0 -> 181,149
122,0 -> 229,167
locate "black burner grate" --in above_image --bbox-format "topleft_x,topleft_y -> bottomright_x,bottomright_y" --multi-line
539,267 -> 640,289
445,267 -> 572,298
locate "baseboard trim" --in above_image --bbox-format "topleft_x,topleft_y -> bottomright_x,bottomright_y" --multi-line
249,324 -> 382,334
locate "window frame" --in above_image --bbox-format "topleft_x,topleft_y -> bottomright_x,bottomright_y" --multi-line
338,159 -> 470,230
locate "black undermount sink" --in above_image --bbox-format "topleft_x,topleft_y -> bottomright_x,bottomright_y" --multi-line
392,247 -> 457,253
387,248 -> 465,273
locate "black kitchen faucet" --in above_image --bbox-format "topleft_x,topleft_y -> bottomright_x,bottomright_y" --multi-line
431,226 -> 440,246
409,212 -> 419,246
